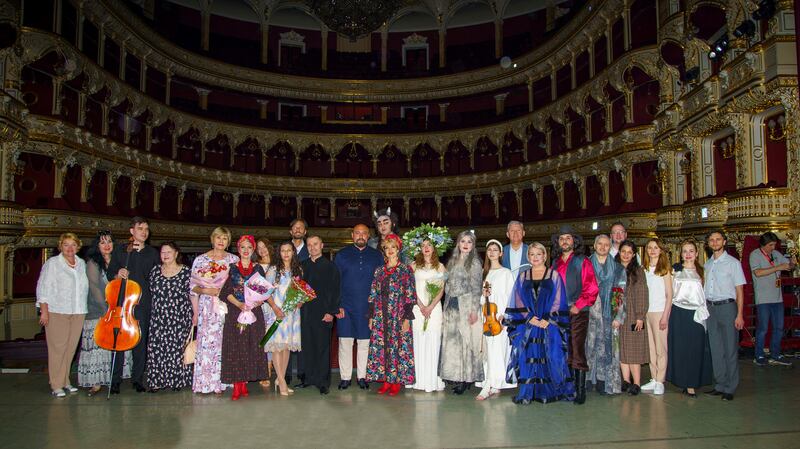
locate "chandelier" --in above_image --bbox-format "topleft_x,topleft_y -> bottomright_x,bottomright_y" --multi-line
307,0 -> 404,41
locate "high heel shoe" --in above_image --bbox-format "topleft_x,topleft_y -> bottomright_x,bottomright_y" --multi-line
377,382 -> 391,394
388,384 -> 401,396
276,381 -> 290,396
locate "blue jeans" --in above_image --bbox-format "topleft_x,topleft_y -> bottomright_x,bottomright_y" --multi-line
755,303 -> 784,359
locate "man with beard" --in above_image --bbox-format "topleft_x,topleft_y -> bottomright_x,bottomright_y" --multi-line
703,230 -> 746,401
300,236 -> 340,395
287,218 -> 308,386
290,218 -> 310,262
334,224 -> 384,390
551,225 -> 599,405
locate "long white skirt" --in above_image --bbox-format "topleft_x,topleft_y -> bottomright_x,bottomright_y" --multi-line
407,303 -> 445,392
476,327 -> 516,390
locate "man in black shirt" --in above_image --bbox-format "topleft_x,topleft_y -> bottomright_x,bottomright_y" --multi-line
106,216 -> 160,393
300,236 -> 340,395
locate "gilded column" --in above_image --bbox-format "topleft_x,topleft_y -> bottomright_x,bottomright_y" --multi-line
435,194 -> 442,222
381,26 -> 388,72
464,193 -> 472,223
494,93 -> 508,116
527,77 -> 534,112
98,23 -> 106,66
106,169 -> 120,207
232,192 -> 240,219
201,4 -> 211,51
439,103 -> 449,123
76,2 -> 84,51
321,26 -> 329,71
263,193 -> 271,220
257,99 -> 268,120
295,195 -> 303,219
203,187 -> 212,218
153,180 -> 166,213
438,27 -> 446,68
329,197 -> 336,221
80,165 -> 94,203
514,188 -> 523,217
196,87 -> 210,111
177,184 -> 187,215
119,41 -> 127,81
165,70 -> 172,105
494,19 -> 503,59
596,171 -> 610,206
260,23 -> 269,64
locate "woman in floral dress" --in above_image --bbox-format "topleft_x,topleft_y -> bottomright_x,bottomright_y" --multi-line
191,227 -> 239,394
145,242 -> 192,391
366,234 -> 416,396
264,241 -> 302,396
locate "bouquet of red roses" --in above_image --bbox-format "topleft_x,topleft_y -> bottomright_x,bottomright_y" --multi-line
258,277 -> 316,347
610,286 -> 624,316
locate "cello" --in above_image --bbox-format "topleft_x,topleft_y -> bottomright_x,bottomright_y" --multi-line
94,237 -> 142,398
482,281 -> 502,336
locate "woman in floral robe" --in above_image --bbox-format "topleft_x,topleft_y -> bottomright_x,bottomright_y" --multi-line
366,234 -> 416,396
191,227 -> 239,394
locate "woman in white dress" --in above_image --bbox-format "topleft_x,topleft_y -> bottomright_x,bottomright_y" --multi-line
264,241 -> 301,396
475,239 -> 516,400
409,239 -> 447,392
255,237 -> 277,389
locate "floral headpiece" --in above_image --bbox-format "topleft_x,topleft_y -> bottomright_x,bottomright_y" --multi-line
401,223 -> 453,259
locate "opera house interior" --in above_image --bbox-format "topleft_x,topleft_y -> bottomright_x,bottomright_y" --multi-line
0,0 -> 798,448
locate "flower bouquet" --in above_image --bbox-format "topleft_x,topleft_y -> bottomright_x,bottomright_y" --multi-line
191,260 -> 230,316
401,223 -> 453,260
236,272 -> 275,333
610,286 -> 625,348
423,274 -> 447,332
258,277 -> 317,347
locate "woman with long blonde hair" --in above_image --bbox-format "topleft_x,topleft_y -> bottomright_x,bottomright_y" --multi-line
640,238 -> 673,395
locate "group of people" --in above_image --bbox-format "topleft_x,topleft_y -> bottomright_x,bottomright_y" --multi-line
35,212 -> 794,404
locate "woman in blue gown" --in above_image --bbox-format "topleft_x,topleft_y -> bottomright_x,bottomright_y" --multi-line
506,242 -> 575,404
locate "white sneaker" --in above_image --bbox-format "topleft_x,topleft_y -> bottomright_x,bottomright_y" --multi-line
51,389 -> 66,398
64,384 -> 78,393
653,382 -> 665,395
640,379 -> 657,392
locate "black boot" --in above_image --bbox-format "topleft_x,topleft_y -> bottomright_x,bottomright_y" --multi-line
574,371 -> 586,405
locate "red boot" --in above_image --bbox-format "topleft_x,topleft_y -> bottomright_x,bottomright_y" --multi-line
241,383 -> 249,397
388,384 -> 402,396
231,383 -> 241,401
377,382 -> 391,394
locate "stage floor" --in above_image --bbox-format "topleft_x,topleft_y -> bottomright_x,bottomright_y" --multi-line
1,361 -> 798,449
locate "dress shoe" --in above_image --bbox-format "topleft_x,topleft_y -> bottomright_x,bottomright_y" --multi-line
377,382 -> 391,394
704,389 -> 723,396
294,382 -> 309,389
621,381 -> 630,393
319,386 -> 330,395
110,383 -> 121,395
452,382 -> 468,395
357,378 -> 369,390
681,388 -> 697,398
231,383 -> 241,401
722,393 -> 734,401
133,382 -> 146,393
512,396 -> 531,405
388,384 -> 401,396
338,380 -> 351,390
628,384 -> 641,396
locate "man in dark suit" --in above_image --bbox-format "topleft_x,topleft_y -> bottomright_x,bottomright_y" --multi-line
501,220 -> 528,276
106,216 -> 160,393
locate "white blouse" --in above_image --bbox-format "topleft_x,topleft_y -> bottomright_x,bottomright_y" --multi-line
671,268 -> 709,327
36,255 -> 89,315
645,267 -> 667,313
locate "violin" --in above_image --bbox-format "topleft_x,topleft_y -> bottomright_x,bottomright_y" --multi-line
94,236 -> 142,357
482,281 -> 502,337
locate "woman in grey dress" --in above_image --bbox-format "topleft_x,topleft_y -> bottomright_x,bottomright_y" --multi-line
439,231 -> 484,395
586,235 -> 622,395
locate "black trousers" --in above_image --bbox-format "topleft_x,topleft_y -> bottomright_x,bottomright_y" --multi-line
300,317 -> 332,388
111,305 -> 150,385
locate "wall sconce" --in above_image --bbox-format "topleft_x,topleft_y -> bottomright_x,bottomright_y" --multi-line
767,115 -> 790,141
716,136 -> 737,159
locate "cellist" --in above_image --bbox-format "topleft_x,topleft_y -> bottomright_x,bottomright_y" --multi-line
106,216 -> 159,393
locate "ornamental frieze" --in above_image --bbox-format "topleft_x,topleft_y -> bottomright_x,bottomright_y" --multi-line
75,0 -> 620,103
24,116 -> 656,200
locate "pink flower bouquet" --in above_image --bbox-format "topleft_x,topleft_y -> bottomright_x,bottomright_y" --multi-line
191,260 -> 230,316
237,272 -> 275,333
